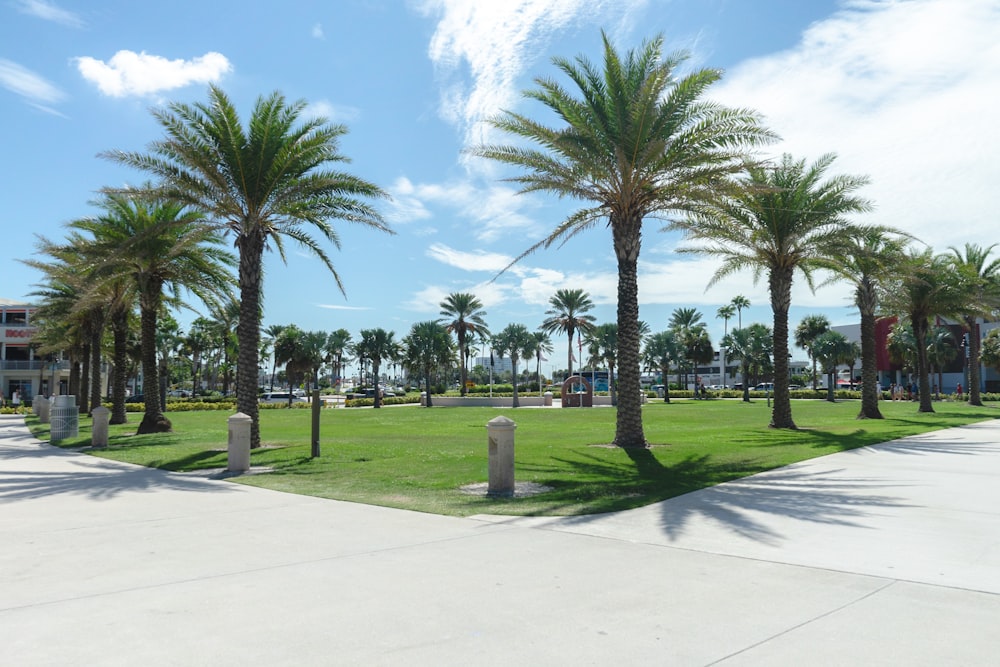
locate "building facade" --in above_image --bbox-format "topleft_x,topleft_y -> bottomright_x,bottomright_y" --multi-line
0,299 -> 71,402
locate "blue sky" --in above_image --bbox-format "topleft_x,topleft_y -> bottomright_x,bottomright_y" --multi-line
2,0 -> 997,376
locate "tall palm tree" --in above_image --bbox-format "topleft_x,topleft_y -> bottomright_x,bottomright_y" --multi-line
104,85 -> 391,448
673,153 -> 871,428
584,323 -> 619,405
716,304 -> 735,387
668,307 -> 706,390
821,225 -> 910,419
439,292 -> 489,396
723,324 -> 773,403
541,288 -> 596,381
643,331 -> 681,403
69,193 -> 234,433
402,321 -> 455,407
529,330 -> 554,397
947,243 -> 1000,406
926,326 -> 958,398
261,324 -> 287,392
324,328 -> 353,393
355,328 -> 398,408
812,330 -> 853,402
731,295 -> 751,329
274,324 -> 308,406
794,314 -> 831,391
492,323 -> 535,408
475,32 -> 775,448
882,250 -> 965,413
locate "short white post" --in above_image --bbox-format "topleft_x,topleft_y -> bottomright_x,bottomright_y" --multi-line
487,416 -> 516,497
91,406 -> 110,448
543,391 -> 553,407
227,412 -> 252,473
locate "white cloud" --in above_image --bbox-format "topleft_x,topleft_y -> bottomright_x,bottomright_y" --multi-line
312,23 -> 325,39
0,58 -> 66,113
710,0 -> 1000,252
303,99 -> 360,122
316,304 -> 372,311
426,242 -> 513,273
75,50 -> 232,97
415,0 -> 647,154
386,175 -> 541,239
15,0 -> 84,28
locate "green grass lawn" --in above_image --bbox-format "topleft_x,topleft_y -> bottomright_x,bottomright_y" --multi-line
29,399 -> 998,517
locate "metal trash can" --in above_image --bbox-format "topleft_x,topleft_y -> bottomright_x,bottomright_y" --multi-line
50,395 -> 79,442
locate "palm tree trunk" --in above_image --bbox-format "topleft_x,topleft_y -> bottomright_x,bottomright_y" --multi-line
237,235 -> 265,448
566,330 -> 574,378
966,317 -> 983,406
423,365 -> 433,407
90,322 -> 104,415
80,341 -> 91,414
111,308 -> 129,424
857,307 -> 883,419
612,219 -> 646,447
373,360 -> 382,408
769,268 -> 796,429
912,315 -> 934,413
511,358 -> 520,408
137,300 -> 170,433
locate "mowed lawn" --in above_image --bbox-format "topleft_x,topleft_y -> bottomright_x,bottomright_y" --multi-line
32,399 -> 999,516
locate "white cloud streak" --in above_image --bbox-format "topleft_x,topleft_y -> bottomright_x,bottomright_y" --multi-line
0,58 -> 66,114
15,0 -> 84,28
75,50 -> 232,97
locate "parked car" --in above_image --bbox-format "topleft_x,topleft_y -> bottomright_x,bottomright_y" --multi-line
259,392 -> 308,404
753,382 -> 775,391
708,384 -> 729,390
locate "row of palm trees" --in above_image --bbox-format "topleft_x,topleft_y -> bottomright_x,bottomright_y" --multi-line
472,31 -> 1000,444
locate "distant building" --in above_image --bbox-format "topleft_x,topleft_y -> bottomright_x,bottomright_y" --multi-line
0,299 -> 71,400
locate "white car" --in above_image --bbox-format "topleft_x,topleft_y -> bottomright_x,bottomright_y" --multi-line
259,392 -> 308,404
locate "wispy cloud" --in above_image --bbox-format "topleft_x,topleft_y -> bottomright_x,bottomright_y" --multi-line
303,99 -> 360,122
311,23 -> 325,39
386,176 -> 540,240
316,304 -> 373,311
710,0 -> 1000,252
426,242 -> 513,273
0,58 -> 66,114
415,0 -> 647,155
15,0 -> 84,28
75,50 -> 232,97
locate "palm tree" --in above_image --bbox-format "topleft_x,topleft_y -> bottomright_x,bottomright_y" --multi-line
475,32 -> 775,447
668,308 -> 707,390
794,314 -> 831,391
948,243 -> 1000,406
821,225 -> 910,419
528,330 -> 554,397
812,330 -> 853,402
274,325 -> 308,406
541,288 -> 596,381
584,323 -> 619,405
261,324 -> 287,392
492,323 -> 534,407
882,250 -> 965,412
104,85 -> 391,448
716,304 -> 735,387
643,331 -> 681,403
325,328 -> 353,393
355,328 -> 398,408
439,292 -> 489,396
723,324 -> 773,402
673,153 -> 872,428
731,295 -> 751,329
926,326 -> 958,398
402,321 -> 455,407
69,193 -> 235,433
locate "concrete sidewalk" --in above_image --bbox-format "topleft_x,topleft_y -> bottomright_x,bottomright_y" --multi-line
2,414 -> 999,666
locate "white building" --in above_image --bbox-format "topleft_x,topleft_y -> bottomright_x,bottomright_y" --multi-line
0,299 -> 71,401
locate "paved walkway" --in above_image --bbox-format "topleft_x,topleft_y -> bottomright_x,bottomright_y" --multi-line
2,414 -> 999,666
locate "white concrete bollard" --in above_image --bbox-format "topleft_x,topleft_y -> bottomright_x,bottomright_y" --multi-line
487,416 -> 516,497
36,396 -> 51,423
91,406 -> 110,448
543,391 -> 553,407
227,412 -> 252,473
